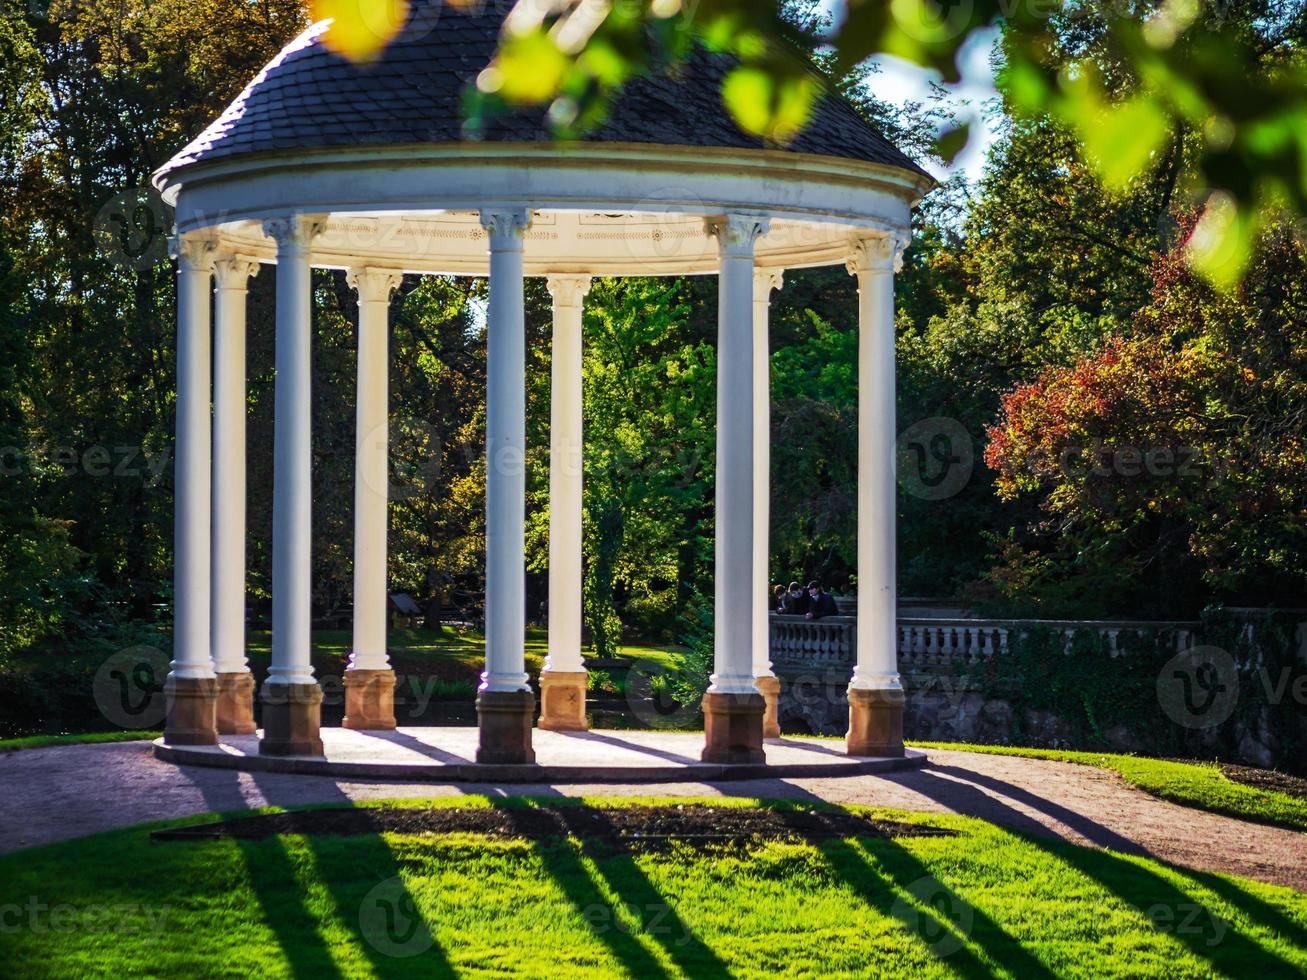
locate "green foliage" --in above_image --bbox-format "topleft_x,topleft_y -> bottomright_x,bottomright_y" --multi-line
981,626 -> 1175,747
984,221 -> 1307,612
974,611 -> 1305,769
552,277 -> 718,645
668,591 -> 714,708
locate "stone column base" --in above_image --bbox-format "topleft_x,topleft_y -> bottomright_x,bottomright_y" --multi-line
215,672 -> 257,735
755,674 -> 781,739
343,669 -> 397,731
259,682 -> 324,756
538,670 -> 588,731
701,691 -> 766,764
163,674 -> 218,746
847,686 -> 905,757
476,689 -> 536,764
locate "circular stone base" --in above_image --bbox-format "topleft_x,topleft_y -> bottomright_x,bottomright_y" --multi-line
153,727 -> 927,783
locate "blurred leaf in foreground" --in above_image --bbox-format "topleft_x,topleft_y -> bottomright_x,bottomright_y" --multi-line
312,0 -> 410,62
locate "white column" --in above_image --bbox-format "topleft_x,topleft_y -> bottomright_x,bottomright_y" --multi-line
170,235 -> 216,680
210,255 -> 259,675
544,275 -> 590,675
479,208 -> 532,693
263,216 -> 323,687
751,268 -> 783,682
706,215 -> 768,695
848,233 -> 906,691
347,268 -> 403,671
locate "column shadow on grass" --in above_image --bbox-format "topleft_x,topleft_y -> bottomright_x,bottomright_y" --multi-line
1176,865 -> 1307,953
1030,834 -> 1305,978
894,768 -> 1303,977
755,789 -> 1057,979
491,798 -> 733,979
247,770 -> 459,980
185,767 -> 350,980
181,766 -> 456,979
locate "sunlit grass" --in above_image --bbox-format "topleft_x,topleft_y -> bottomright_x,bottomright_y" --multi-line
910,742 -> 1307,832
0,730 -> 160,753
0,797 -> 1303,978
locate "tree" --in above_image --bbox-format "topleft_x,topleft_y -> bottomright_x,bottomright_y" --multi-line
984,219 -> 1307,614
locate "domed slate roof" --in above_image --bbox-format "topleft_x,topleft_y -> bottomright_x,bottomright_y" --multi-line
158,0 -> 930,185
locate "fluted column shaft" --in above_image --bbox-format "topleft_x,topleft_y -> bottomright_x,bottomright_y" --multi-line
544,275 -> 590,676
751,269 -> 783,682
210,255 -> 260,736
348,268 -> 403,672
845,231 -> 909,758
172,237 -> 216,682
211,256 -> 259,675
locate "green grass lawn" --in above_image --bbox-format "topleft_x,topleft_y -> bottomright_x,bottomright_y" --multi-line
0,797 -> 1302,979
911,742 -> 1307,833
0,730 -> 160,753
242,626 -> 686,694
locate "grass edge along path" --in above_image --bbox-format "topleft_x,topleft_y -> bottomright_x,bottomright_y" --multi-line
0,730 -> 160,753
0,796 -> 1304,979
911,742 -> 1307,833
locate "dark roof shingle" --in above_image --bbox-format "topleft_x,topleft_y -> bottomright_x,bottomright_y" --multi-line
158,1 -> 929,181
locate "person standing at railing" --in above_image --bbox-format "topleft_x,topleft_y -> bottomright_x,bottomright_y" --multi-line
780,581 -> 808,615
805,581 -> 839,621
772,584 -> 787,611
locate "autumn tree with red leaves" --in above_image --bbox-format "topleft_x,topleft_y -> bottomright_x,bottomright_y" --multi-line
984,220 -> 1307,614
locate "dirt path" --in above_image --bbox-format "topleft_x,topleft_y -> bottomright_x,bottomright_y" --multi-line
2,740 -> 1302,890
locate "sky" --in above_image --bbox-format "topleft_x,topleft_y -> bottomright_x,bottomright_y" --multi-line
866,27 -> 1002,183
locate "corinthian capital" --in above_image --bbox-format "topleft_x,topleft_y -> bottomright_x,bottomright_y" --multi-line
348,267 -> 404,304
706,215 -> 770,258
212,255 -> 261,290
169,234 -> 216,273
846,231 -> 910,276
479,208 -> 532,249
753,268 -> 784,303
545,275 -> 592,307
262,214 -> 325,253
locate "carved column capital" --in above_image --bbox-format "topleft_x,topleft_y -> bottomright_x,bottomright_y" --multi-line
846,230 -> 909,276
479,208 -> 532,250
753,268 -> 784,303
262,214 -> 326,254
545,275 -> 592,307
348,267 -> 404,304
212,255 -> 261,291
706,215 -> 770,258
169,235 -> 216,273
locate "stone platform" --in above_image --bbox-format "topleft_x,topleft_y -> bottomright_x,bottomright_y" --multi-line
153,727 -> 927,783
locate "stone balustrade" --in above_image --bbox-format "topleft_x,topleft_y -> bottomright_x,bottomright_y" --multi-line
769,614 -> 1199,674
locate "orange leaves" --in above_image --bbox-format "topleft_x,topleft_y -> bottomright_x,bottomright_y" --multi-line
985,333 -> 1210,505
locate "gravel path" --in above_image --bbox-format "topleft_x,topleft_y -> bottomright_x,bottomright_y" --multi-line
2,740 -> 1303,891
